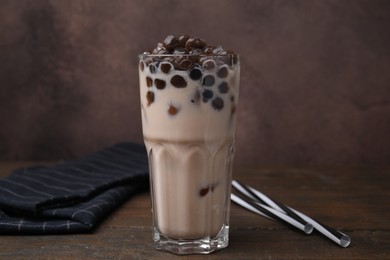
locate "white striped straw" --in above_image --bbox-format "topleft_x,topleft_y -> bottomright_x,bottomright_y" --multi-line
232,180 -> 284,212
231,194 -> 272,219
231,194 -> 313,234
246,185 -> 351,248
286,206 -> 351,248
232,180 -> 351,248
232,180 -> 313,234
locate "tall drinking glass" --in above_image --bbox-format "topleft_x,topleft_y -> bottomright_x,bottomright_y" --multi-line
138,53 -> 240,254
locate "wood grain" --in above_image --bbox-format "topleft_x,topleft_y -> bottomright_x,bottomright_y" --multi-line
0,162 -> 389,259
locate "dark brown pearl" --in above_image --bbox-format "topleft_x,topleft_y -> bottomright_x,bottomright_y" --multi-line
170,75 -> 187,88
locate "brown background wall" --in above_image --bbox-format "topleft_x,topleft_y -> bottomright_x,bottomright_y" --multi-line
0,0 -> 389,166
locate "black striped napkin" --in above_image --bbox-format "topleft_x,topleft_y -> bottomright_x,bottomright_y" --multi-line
0,142 -> 149,235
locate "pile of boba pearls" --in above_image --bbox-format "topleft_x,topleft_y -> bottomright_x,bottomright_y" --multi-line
139,35 -> 239,114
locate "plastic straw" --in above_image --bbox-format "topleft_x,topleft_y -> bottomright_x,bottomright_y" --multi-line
231,193 -> 313,234
232,180 -> 312,230
284,204 -> 351,247
231,194 -> 272,219
232,180 -> 351,248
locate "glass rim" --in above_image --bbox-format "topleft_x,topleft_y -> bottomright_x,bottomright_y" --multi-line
138,53 -> 239,59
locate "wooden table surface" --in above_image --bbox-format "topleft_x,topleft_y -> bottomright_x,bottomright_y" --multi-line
0,162 -> 389,259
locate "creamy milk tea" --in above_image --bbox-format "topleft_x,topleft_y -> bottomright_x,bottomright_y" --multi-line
138,35 -> 240,254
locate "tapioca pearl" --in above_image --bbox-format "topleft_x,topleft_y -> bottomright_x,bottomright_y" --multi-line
185,38 -> 206,50
160,62 -> 172,74
173,47 -> 188,55
152,47 -> 169,55
189,68 -> 202,81
163,35 -> 180,52
202,59 -> 216,70
170,75 -> 187,88
155,48 -> 168,55
152,44 -> 168,54
199,186 -> 210,197
139,61 -> 145,71
217,65 -> 229,78
144,57 -> 153,66
155,60 -> 162,68
189,48 -> 202,55
188,52 -> 201,64
177,58 -> 194,70
163,56 -> 174,63
171,57 -> 180,70
203,46 -> 215,54
230,95 -> 235,102
168,104 -> 179,115
212,97 -> 224,110
212,45 -> 224,54
146,91 -> 154,106
202,75 -> 215,87
155,79 -> 166,90
146,76 -> 153,87
218,82 -> 229,94
202,89 -> 214,102
149,64 -> 157,74
178,34 -> 189,47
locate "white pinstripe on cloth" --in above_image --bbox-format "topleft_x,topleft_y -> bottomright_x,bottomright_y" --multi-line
0,142 -> 149,234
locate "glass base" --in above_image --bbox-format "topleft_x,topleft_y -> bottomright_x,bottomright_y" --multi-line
152,225 -> 229,255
